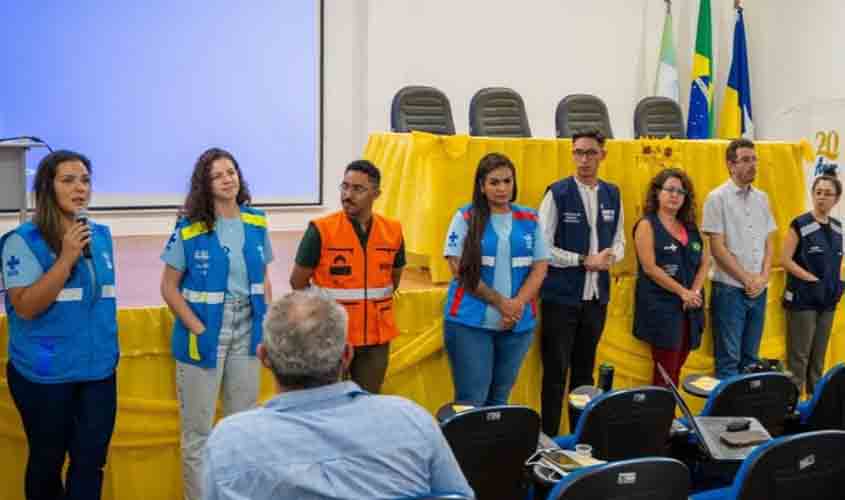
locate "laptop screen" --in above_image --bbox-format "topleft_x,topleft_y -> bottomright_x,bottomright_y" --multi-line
656,363 -> 713,458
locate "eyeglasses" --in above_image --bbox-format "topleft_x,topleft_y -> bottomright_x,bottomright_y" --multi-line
734,155 -> 758,164
339,182 -> 369,195
661,186 -> 688,196
573,149 -> 600,159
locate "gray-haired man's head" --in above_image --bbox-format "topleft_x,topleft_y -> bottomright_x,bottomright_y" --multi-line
259,290 -> 349,389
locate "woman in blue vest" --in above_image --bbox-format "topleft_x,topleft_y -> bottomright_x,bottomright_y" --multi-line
633,168 -> 709,386
782,172 -> 843,395
1,150 -> 118,500
442,153 -> 549,406
159,148 -> 273,500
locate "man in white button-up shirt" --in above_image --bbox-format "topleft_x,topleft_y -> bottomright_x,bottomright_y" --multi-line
537,128 -> 625,436
701,139 -> 777,379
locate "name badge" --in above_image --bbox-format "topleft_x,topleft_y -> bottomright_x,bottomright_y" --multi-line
602,209 -> 615,222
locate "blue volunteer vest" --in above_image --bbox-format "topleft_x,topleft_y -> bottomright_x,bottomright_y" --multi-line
632,214 -> 705,350
444,203 -> 539,332
783,212 -> 844,312
171,206 -> 268,368
1,222 -> 118,383
540,177 -> 620,305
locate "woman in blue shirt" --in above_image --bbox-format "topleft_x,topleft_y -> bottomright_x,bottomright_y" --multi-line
442,152 -> 549,406
159,148 -> 273,500
1,150 -> 118,500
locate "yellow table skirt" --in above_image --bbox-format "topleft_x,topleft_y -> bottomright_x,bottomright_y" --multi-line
364,132 -> 813,283
2,280 -> 843,500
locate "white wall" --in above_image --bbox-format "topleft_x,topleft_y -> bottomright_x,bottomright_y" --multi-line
2,0 -> 842,236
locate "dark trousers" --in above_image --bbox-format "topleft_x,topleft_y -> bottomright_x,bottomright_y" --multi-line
7,362 -> 117,500
540,300 -> 607,437
349,342 -> 390,394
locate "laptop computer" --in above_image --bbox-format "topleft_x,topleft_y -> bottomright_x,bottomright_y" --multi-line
657,362 -> 771,462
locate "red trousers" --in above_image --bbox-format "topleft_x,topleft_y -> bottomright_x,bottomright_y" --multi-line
651,319 -> 691,387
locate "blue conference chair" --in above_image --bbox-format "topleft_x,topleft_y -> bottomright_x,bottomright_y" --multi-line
554,387 -> 675,461
699,372 -> 798,437
546,457 -> 689,500
690,430 -> 845,499
796,363 -> 845,432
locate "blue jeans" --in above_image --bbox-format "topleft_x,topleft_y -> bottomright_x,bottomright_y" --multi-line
7,361 -> 117,500
710,282 -> 767,379
444,321 -> 533,406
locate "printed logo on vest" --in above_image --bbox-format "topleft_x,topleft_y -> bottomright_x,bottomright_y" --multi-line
691,241 -> 702,252
102,252 -> 113,270
447,231 -> 459,248
563,212 -> 581,224
4,255 -> 21,277
664,243 -> 678,252
330,254 -> 352,275
602,209 -> 615,222
523,233 -> 534,250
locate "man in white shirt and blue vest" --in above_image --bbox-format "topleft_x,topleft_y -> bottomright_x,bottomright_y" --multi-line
538,128 -> 625,437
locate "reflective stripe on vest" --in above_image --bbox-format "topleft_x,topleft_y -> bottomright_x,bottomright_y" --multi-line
316,285 -> 394,301
182,288 -> 226,304
56,288 -> 84,302
250,283 -> 265,295
481,256 -> 533,267
101,285 -> 116,298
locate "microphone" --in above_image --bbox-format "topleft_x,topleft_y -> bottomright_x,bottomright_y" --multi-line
75,208 -> 92,259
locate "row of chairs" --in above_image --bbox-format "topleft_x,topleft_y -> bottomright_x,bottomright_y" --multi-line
390,85 -> 686,139
436,364 -> 845,499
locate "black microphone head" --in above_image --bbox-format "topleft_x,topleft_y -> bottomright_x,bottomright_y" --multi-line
75,208 -> 90,224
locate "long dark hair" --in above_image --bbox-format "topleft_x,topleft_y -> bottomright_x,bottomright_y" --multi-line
181,148 -> 251,230
642,167 -> 697,226
32,150 -> 92,254
458,153 -> 517,290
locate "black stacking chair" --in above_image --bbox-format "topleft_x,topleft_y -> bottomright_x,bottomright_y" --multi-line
701,372 -> 798,437
390,85 -> 456,135
547,457 -> 690,500
554,387 -> 676,461
796,363 -> 845,432
468,87 -> 531,137
689,430 -> 845,499
555,94 -> 613,138
440,405 -> 539,500
634,96 -> 686,138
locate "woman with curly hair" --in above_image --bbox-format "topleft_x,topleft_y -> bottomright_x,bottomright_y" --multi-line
633,168 -> 709,386
159,148 -> 273,500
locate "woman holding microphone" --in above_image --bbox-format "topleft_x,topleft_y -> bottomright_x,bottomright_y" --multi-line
633,168 -> 709,386
1,150 -> 118,500
160,147 -> 273,500
782,172 -> 844,395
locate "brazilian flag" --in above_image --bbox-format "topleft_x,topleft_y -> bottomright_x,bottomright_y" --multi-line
687,0 -> 713,139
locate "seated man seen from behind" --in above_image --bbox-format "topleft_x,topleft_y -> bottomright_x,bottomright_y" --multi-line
203,290 -> 474,500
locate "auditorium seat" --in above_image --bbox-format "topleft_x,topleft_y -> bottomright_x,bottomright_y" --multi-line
391,85 -> 456,135
634,96 -> 686,138
555,94 -> 613,138
440,405 -> 539,500
469,87 -> 532,137
796,363 -> 845,432
700,372 -> 798,437
690,430 -> 845,499
554,387 -> 676,461
547,457 -> 689,500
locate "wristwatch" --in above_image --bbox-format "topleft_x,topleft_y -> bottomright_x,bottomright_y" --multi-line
577,254 -> 586,266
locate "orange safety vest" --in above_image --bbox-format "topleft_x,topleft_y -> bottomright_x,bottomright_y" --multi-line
312,211 -> 403,346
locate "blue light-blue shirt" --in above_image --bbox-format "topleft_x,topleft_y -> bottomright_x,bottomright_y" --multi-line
443,210 -> 550,330
160,216 -> 273,297
204,381 -> 474,500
